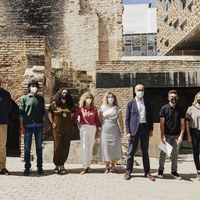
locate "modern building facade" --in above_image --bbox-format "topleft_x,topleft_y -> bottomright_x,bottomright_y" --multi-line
123,4 -> 157,56
157,0 -> 200,55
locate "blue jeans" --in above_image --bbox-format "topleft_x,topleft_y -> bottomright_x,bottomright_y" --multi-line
24,126 -> 43,170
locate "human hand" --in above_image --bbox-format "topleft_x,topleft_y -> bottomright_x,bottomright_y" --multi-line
77,123 -> 81,130
19,126 -> 25,135
127,133 -> 132,140
149,130 -> 153,137
187,134 -> 192,143
43,127 -> 46,134
161,136 -> 166,144
177,136 -> 183,145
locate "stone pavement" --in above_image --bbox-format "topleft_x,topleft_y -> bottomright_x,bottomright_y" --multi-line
0,156 -> 200,200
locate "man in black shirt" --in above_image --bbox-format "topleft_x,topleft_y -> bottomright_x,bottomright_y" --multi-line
158,90 -> 185,179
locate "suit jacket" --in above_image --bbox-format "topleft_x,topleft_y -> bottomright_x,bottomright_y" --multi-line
125,97 -> 153,136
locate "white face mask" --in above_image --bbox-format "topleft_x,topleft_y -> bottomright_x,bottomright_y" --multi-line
30,87 -> 38,94
85,98 -> 92,105
108,97 -> 114,104
135,91 -> 144,98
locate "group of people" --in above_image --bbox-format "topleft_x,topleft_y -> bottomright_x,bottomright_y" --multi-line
0,80 -> 200,182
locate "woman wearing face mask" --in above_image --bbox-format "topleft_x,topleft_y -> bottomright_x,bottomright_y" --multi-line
73,92 -> 99,174
99,92 -> 124,173
186,92 -> 200,180
48,88 -> 75,174
19,80 -> 46,176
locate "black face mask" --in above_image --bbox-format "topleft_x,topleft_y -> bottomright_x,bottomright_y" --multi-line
170,97 -> 178,104
197,99 -> 200,104
61,94 -> 67,99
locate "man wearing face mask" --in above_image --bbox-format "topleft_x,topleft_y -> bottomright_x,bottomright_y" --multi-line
158,90 -> 185,180
124,84 -> 155,181
19,80 -> 46,176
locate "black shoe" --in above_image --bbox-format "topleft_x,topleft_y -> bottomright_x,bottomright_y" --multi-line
38,168 -> 45,175
171,171 -> 181,180
23,169 -> 30,176
157,169 -> 163,178
0,168 -> 10,175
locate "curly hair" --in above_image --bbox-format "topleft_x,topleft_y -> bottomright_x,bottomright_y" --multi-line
79,91 -> 95,107
51,88 -> 75,111
192,92 -> 200,106
102,92 -> 118,106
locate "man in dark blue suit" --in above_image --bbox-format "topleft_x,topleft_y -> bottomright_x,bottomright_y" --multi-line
124,84 -> 155,181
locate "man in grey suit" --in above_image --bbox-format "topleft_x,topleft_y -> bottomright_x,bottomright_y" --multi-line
124,84 -> 155,181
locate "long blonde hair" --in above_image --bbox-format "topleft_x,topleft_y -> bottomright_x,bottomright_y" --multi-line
79,91 -> 95,107
102,92 -> 118,106
192,92 -> 200,106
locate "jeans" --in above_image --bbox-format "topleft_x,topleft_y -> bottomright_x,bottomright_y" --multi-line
190,128 -> 200,171
159,135 -> 180,172
126,124 -> 150,174
24,126 -> 43,170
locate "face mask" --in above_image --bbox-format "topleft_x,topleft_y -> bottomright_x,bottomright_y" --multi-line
30,87 -> 38,94
108,97 -> 114,104
170,97 -> 178,104
197,99 -> 200,104
135,91 -> 144,98
85,98 -> 92,105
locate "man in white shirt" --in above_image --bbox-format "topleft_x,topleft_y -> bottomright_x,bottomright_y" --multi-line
124,84 -> 155,181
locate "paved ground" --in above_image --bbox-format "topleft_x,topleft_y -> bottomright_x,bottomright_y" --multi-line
0,156 -> 200,200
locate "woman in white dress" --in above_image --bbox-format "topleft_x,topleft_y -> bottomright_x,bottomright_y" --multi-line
99,92 -> 124,173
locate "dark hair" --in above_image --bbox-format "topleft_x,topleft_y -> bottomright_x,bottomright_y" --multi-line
51,88 -> 75,111
28,80 -> 39,88
168,90 -> 178,96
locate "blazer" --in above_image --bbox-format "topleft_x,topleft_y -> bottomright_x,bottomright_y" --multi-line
125,97 -> 153,136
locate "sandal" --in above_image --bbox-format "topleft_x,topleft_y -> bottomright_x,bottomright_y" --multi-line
110,167 -> 115,173
60,166 -> 66,174
104,167 -> 110,174
54,166 -> 60,173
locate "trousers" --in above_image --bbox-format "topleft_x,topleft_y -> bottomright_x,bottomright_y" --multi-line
0,124 -> 7,169
79,125 -> 96,168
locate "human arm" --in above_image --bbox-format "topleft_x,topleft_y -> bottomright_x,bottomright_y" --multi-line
73,107 -> 81,129
125,101 -> 132,140
94,107 -> 99,138
177,118 -> 185,144
185,107 -> 192,142
118,110 -> 124,136
19,96 -> 25,135
185,120 -> 192,142
160,117 -> 166,144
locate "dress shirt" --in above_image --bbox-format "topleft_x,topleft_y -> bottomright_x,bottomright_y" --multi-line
136,97 -> 146,123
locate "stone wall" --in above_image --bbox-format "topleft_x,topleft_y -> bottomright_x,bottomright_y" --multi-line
0,0 -> 123,74
157,0 -> 200,55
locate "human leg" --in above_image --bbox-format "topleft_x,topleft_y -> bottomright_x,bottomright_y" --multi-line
139,125 -> 150,175
190,128 -> 200,171
24,127 -> 33,170
34,126 -> 43,170
0,125 -> 7,170
125,135 -> 139,173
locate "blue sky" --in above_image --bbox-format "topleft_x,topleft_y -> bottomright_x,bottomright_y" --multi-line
123,0 -> 156,7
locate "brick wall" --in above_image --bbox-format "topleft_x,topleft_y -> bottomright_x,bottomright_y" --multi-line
0,36 -> 54,100
0,0 -> 123,74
